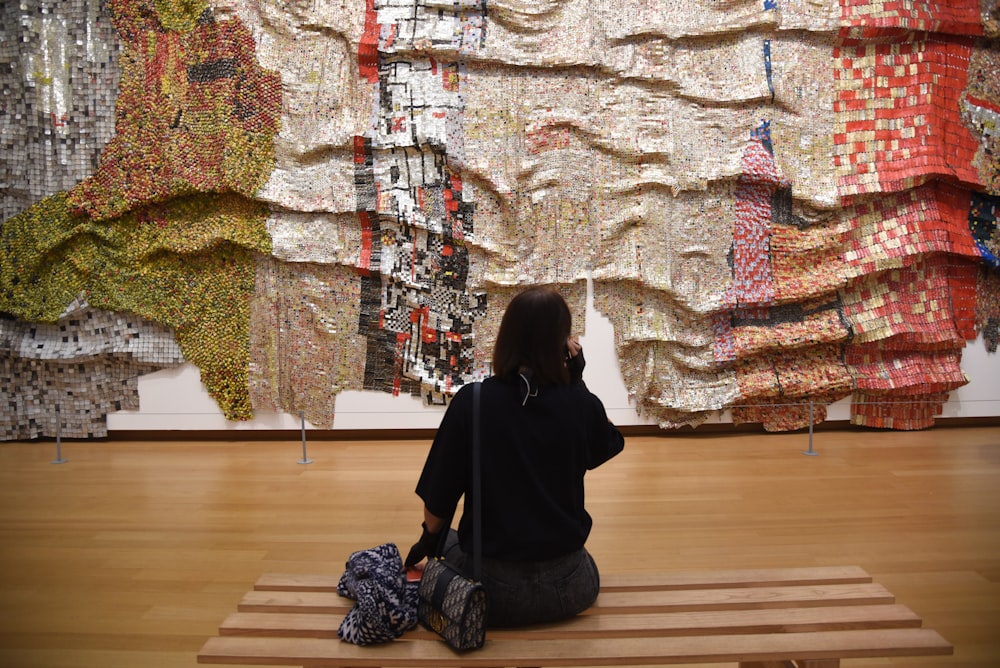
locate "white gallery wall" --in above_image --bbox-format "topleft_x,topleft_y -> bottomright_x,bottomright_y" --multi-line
106,279 -> 1000,433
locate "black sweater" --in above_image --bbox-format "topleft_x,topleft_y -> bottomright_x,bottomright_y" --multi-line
415,375 -> 624,562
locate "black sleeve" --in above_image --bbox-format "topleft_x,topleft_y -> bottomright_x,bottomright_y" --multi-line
585,392 -> 625,470
414,384 -> 473,521
567,347 -> 586,384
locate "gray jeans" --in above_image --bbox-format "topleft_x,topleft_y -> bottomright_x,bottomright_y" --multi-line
441,531 -> 600,628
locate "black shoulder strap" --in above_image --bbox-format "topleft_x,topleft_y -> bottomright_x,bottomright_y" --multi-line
471,381 -> 482,581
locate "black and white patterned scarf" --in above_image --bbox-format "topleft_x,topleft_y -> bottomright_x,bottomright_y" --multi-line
336,542 -> 419,645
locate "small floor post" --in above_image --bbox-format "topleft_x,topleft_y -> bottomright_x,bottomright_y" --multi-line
802,401 -> 819,457
298,412 -> 312,464
52,405 -> 68,464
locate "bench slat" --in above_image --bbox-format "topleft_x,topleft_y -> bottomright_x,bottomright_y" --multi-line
238,583 -> 895,616
589,583 -> 894,614
253,566 -> 872,594
255,573 -> 341,593
219,604 -> 922,640
238,591 -> 352,615
599,566 -> 873,592
198,628 -> 953,667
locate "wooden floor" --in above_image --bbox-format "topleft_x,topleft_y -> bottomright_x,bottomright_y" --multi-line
0,425 -> 997,668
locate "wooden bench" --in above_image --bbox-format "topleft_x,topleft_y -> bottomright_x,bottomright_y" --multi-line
197,565 -> 952,667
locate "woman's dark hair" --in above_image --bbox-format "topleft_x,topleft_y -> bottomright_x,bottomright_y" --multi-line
492,286 -> 571,385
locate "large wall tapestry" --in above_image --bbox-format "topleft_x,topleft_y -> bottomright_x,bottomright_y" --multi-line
1,0 -> 998,439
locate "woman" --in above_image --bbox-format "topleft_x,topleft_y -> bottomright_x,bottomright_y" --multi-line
404,286 -> 625,627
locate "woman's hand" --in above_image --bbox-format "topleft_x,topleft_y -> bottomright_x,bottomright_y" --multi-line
566,336 -> 585,383
404,507 -> 448,567
566,336 -> 581,359
404,522 -> 439,567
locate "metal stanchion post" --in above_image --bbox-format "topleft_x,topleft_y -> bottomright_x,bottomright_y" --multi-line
298,411 -> 312,464
52,405 -> 68,464
802,400 -> 819,456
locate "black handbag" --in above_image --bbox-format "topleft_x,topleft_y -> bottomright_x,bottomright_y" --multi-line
417,382 -> 487,651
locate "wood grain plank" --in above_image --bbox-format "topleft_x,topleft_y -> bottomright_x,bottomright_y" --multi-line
253,566 -> 874,594
237,583 -> 895,616
218,604 -> 923,640
197,629 -> 953,666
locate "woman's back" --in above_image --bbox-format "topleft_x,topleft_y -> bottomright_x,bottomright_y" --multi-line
417,376 -> 623,562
